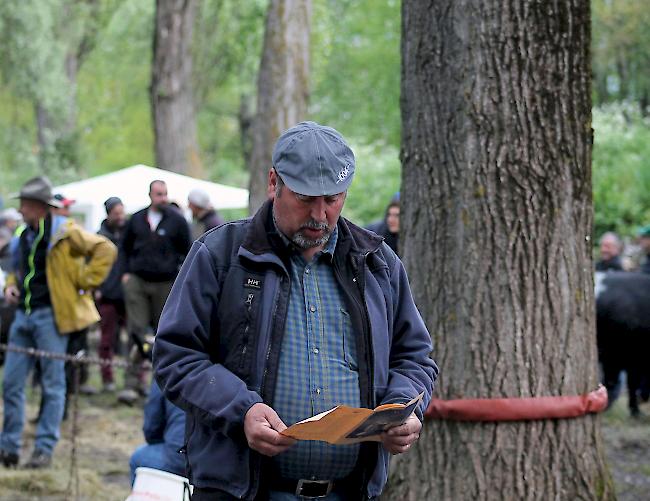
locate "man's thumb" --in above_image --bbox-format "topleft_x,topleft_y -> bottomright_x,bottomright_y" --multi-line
266,409 -> 287,432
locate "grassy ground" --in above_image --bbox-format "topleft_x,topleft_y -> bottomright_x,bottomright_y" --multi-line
0,362 -> 648,500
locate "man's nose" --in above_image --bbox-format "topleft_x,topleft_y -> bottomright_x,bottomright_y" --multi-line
309,198 -> 327,221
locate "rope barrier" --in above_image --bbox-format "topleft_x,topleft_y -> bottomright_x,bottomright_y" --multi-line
0,342 -> 129,368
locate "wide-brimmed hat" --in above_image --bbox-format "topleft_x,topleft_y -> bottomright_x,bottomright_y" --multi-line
14,176 -> 63,208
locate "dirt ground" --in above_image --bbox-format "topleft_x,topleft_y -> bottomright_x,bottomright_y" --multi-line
0,364 -> 648,500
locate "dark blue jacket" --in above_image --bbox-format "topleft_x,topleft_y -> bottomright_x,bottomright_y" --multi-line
153,200 -> 437,499
143,380 -> 186,477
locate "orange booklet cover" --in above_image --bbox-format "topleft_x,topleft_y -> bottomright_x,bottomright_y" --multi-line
281,393 -> 423,445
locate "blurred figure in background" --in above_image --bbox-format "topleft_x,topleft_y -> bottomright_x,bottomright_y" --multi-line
129,380 -> 186,485
0,208 -> 22,260
187,188 -> 224,241
95,197 -> 128,392
51,194 -> 75,218
639,225 -> 650,274
117,180 -> 191,404
1,176 -> 115,469
366,194 -> 400,255
596,232 -> 624,272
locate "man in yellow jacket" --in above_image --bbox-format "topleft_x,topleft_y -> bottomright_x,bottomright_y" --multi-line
0,176 -> 116,469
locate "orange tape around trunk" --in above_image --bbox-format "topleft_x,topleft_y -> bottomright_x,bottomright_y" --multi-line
425,385 -> 608,421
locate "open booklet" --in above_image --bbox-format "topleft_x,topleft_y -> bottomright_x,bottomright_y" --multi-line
281,393 -> 423,445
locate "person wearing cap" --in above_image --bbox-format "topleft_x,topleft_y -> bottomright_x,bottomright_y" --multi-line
117,180 -> 191,404
0,176 -> 116,469
639,225 -> 650,274
187,187 -> 225,241
153,122 -> 437,500
51,194 -> 76,217
95,197 -> 128,392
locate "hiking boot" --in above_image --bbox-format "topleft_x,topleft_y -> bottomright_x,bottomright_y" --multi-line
103,382 -> 116,393
79,384 -> 99,395
0,449 -> 19,468
24,449 -> 52,469
117,389 -> 139,405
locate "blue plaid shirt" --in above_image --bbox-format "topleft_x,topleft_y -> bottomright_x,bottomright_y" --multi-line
272,226 -> 361,480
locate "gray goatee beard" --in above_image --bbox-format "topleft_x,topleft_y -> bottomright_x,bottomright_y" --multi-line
292,219 -> 331,249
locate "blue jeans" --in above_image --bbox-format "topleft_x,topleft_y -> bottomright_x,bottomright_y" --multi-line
1,308 -> 68,455
130,443 -> 167,485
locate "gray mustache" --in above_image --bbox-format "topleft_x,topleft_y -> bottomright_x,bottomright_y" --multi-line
300,220 -> 329,231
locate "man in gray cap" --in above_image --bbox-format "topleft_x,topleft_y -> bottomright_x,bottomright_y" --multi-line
1,176 -> 116,469
153,122 -> 437,500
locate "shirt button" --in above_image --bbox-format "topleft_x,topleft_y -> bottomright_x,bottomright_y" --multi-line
313,348 -> 319,354
309,305 -> 316,313
316,388 -> 321,395
305,268 -> 310,274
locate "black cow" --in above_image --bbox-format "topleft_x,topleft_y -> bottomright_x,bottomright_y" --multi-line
595,271 -> 650,416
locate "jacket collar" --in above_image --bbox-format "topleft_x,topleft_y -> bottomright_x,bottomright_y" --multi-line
241,200 -> 384,262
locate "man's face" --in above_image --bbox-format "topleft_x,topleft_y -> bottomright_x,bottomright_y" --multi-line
187,201 -> 200,218
107,203 -> 126,228
600,236 -> 620,261
268,170 -> 346,250
19,199 -> 48,228
149,182 -> 168,210
386,206 -> 400,234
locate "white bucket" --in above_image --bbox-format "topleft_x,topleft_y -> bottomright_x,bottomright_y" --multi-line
126,467 -> 193,501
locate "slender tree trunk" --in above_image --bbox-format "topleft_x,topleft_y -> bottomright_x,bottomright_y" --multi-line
386,1 -> 614,499
35,49 -> 80,173
247,0 -> 311,214
151,0 -> 201,175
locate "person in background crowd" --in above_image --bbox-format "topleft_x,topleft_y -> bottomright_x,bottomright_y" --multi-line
117,180 -> 191,405
153,122 -> 437,500
595,232 -> 624,272
187,188 -> 224,241
639,225 -> 650,274
366,195 -> 400,255
0,176 -> 115,469
129,380 -> 186,485
95,197 -> 128,392
0,208 -> 22,259
52,194 -> 76,217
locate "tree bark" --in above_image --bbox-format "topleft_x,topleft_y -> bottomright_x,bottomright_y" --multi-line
247,0 -> 311,214
151,0 -> 201,175
387,1 -> 614,500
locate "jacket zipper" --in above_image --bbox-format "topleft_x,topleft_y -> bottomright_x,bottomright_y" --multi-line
23,218 -> 46,315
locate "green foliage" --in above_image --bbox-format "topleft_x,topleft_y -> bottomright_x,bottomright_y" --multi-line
592,0 -> 650,110
592,103 -> 650,239
311,0 -> 401,148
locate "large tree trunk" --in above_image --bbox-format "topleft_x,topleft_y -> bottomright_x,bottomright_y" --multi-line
151,0 -> 201,175
247,0 -> 311,214
387,1 -> 614,499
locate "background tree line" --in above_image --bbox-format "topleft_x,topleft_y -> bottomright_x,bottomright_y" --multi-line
0,0 -> 647,231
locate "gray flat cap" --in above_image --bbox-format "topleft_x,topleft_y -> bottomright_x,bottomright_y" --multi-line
272,121 -> 355,196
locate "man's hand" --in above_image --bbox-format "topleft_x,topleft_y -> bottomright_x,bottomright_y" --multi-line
4,285 -> 19,305
380,414 -> 422,455
244,403 -> 296,457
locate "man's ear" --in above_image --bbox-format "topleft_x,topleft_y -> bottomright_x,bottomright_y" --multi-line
267,168 -> 277,200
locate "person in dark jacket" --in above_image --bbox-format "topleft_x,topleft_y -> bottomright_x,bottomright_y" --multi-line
187,188 -> 225,241
95,197 -> 128,392
595,232 -> 624,272
153,122 -> 438,500
639,225 -> 650,274
118,181 -> 191,404
129,380 -> 186,485
365,196 -> 400,255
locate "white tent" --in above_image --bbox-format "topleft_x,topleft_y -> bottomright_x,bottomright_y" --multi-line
53,164 -> 249,231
